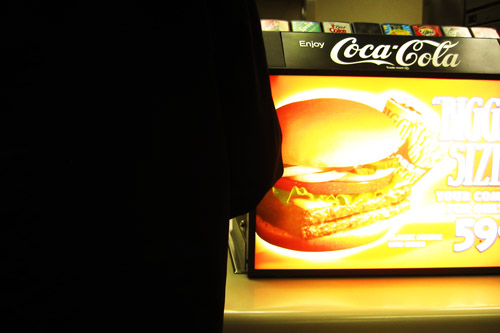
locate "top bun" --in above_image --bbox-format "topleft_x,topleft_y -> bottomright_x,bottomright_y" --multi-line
277,98 -> 403,168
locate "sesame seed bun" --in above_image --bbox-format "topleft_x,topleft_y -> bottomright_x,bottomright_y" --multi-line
277,98 -> 403,167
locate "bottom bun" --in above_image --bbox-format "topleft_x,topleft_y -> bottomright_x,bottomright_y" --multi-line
256,214 -> 392,252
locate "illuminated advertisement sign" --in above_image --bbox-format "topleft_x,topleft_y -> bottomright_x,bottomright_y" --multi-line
250,75 -> 500,275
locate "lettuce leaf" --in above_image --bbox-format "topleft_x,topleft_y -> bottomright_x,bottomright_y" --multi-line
272,168 -> 410,207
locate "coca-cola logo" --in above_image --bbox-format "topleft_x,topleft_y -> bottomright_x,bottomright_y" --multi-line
330,37 -> 461,68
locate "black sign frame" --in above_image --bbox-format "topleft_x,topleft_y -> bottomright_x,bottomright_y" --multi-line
263,32 -> 500,76
250,33 -> 500,277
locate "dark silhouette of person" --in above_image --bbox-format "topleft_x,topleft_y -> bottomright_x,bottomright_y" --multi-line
4,1 -> 281,332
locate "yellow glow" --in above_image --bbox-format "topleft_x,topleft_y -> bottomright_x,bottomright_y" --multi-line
291,170 -> 346,182
291,198 -> 333,210
254,75 -> 500,271
274,87 -> 384,111
282,165 -> 325,177
256,218 -> 397,267
337,168 -> 395,182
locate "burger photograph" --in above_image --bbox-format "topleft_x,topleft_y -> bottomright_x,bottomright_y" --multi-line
257,98 -> 415,251
252,75 -> 500,273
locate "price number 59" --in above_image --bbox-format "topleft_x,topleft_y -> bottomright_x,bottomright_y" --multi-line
454,217 -> 500,253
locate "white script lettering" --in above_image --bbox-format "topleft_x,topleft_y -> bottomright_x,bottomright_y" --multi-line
330,37 -> 461,68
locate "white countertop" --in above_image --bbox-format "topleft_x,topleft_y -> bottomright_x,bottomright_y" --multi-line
224,257 -> 500,333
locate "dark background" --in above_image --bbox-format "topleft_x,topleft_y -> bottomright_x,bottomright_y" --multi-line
3,1 -> 280,331
2,1 -> 193,330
